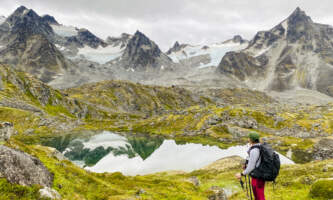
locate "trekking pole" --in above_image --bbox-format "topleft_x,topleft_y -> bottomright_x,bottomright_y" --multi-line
247,175 -> 253,200
244,176 -> 250,200
240,178 -> 244,191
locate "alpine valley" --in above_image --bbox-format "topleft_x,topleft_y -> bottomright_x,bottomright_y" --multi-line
0,5 -> 332,200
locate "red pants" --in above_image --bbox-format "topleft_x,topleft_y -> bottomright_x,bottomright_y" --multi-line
251,177 -> 265,200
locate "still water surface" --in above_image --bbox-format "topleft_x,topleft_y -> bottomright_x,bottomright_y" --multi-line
45,131 -> 294,176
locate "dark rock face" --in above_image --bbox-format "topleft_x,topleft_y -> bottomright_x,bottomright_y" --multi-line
286,7 -> 314,43
0,6 -> 54,42
0,145 -> 53,187
231,35 -> 247,44
0,6 -> 74,83
247,31 -> 281,50
222,35 -> 248,45
42,14 -> 59,25
63,28 -> 106,49
120,30 -> 173,70
76,28 -> 107,48
0,34 -> 70,82
217,52 -> 267,81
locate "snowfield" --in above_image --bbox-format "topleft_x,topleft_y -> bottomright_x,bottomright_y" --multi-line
75,44 -> 125,64
168,41 -> 248,68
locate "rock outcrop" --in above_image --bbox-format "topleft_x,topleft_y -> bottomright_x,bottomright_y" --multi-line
313,139 -> 333,160
0,122 -> 15,141
207,186 -> 228,200
39,187 -> 61,199
166,41 -> 188,55
222,35 -> 248,44
0,145 -> 53,187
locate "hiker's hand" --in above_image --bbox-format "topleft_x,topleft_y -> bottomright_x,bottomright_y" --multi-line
235,173 -> 242,180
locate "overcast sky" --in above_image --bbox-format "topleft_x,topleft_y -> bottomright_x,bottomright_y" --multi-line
1,0 -> 333,50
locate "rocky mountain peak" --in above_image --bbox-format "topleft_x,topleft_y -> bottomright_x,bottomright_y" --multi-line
222,35 -> 248,45
132,30 -> 158,49
288,7 -> 312,23
42,14 -> 59,25
232,35 -> 247,44
13,5 -> 28,15
166,41 -> 180,54
173,41 -> 180,48
1,6 -> 54,40
166,41 -> 189,55
7,6 -> 40,23
285,7 -> 314,43
123,30 -> 162,59
76,28 -> 106,48
120,30 -> 173,70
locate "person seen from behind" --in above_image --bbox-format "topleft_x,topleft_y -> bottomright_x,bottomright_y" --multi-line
236,132 -> 266,200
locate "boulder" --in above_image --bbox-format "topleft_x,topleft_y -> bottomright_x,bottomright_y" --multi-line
39,187 -> 61,200
207,186 -> 228,200
313,139 -> 333,160
0,145 -> 53,187
202,156 -> 244,171
0,122 -> 16,141
227,125 -> 252,138
187,176 -> 200,186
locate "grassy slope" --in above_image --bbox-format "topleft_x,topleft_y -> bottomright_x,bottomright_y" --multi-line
65,80 -> 207,116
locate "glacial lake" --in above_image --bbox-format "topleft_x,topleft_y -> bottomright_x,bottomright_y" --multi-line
44,131 -> 294,176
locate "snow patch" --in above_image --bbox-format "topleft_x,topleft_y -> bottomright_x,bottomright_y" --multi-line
75,44 -> 124,64
55,44 -> 65,51
51,24 -> 78,37
281,20 -> 288,37
169,42 -> 248,68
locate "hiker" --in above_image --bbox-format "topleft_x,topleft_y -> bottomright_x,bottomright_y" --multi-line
235,132 -> 266,200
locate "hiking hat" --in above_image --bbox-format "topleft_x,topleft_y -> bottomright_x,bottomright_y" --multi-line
248,132 -> 260,142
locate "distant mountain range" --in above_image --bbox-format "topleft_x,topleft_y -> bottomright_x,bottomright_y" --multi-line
0,6 -> 332,98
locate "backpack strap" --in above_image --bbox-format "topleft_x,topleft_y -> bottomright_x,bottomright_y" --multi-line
249,144 -> 262,168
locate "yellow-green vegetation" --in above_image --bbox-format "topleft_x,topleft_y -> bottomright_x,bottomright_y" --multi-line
3,139 -> 333,200
0,178 -> 43,200
0,66 -> 80,118
1,65 -> 333,199
65,80 -> 208,116
309,178 -> 333,199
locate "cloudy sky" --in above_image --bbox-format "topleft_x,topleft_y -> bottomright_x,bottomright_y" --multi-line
1,0 -> 333,50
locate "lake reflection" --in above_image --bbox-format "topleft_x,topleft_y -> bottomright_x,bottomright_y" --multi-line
44,131 -> 294,176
